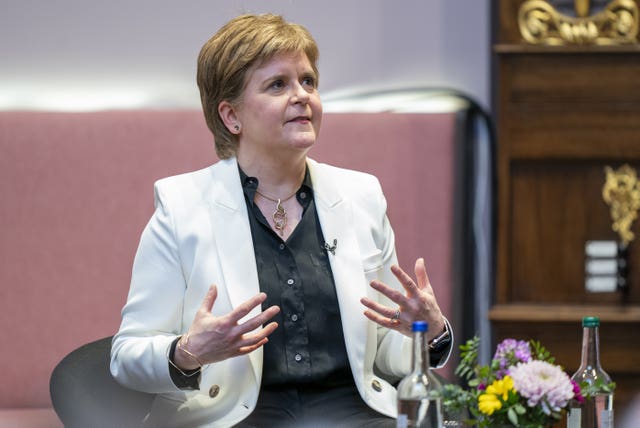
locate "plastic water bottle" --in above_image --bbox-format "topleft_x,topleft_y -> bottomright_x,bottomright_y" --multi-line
397,321 -> 443,428
567,316 -> 614,428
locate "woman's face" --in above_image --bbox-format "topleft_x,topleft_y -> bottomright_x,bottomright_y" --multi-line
234,51 -> 322,160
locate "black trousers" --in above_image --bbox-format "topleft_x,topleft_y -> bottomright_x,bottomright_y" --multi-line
234,383 -> 395,428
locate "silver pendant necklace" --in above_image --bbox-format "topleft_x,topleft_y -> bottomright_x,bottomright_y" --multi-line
255,189 -> 298,235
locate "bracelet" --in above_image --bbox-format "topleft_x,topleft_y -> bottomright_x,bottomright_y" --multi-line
168,356 -> 201,378
167,337 -> 201,378
177,333 -> 205,367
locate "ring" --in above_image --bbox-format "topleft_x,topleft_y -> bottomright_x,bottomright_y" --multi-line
391,309 -> 400,321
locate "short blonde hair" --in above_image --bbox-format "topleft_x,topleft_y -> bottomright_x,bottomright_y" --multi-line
197,14 -> 320,159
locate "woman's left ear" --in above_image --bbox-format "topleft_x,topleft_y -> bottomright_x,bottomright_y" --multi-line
218,101 -> 241,134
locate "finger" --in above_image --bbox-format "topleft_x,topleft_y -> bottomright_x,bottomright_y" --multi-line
237,305 -> 280,333
369,280 -> 406,305
200,284 -> 218,314
248,321 -> 279,342
362,309 -> 403,331
414,258 -> 433,293
237,337 -> 269,355
236,321 -> 279,352
360,297 -> 397,319
228,292 -> 268,323
390,264 -> 420,295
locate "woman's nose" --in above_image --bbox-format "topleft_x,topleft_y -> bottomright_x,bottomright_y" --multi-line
291,82 -> 310,104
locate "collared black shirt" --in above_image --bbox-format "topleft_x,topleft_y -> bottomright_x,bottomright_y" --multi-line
240,168 -> 352,387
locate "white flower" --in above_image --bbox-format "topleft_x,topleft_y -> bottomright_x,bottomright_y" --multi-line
509,360 -> 575,414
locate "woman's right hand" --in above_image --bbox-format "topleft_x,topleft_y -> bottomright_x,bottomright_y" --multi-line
173,284 -> 280,370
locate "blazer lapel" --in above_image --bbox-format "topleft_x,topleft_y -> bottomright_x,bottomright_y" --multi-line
308,159 -> 369,374
207,158 -> 263,382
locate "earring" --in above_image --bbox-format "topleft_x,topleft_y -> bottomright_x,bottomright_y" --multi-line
234,125 -> 240,132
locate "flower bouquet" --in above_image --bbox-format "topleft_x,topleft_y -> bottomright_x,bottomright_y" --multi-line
442,337 -> 582,427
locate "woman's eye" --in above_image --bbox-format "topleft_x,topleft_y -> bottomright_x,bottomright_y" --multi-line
302,77 -> 316,88
269,80 -> 285,90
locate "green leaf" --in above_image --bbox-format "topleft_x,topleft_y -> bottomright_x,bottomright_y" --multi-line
578,379 -> 617,399
529,340 -> 555,364
455,336 -> 480,380
507,407 -> 519,426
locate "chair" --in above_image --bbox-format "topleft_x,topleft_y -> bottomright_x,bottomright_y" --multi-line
49,336 -> 155,428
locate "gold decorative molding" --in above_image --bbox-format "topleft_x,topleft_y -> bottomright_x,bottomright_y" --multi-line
602,164 -> 640,247
518,0 -> 639,45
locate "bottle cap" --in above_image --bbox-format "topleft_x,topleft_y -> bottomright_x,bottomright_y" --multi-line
412,321 -> 428,332
582,316 -> 600,327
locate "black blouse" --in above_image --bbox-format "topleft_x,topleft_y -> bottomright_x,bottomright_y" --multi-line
240,168 -> 352,388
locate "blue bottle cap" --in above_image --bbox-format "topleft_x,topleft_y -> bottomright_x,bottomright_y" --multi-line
412,321 -> 428,332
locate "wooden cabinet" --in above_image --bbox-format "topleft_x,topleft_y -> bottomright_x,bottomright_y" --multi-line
491,0 -> 640,424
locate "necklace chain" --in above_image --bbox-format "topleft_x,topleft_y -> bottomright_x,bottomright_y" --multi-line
255,189 -> 298,235
254,189 -> 298,204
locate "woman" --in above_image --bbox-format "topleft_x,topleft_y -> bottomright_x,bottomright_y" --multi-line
110,13 -> 452,428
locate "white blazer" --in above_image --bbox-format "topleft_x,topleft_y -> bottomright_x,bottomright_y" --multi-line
110,157 -> 451,427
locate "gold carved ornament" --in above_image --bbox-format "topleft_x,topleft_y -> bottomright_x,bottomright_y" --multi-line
518,0 -> 639,45
602,164 -> 640,247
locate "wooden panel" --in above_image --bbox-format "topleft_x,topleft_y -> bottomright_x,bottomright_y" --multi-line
499,51 -> 640,160
508,108 -> 640,160
489,303 -> 640,322
495,52 -> 640,302
506,52 -> 640,104
510,161 -> 640,304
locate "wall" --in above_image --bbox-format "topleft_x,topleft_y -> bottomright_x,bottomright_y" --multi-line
0,0 -> 491,111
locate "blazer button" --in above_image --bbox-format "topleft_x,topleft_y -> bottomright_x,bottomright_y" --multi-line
209,385 -> 220,398
371,379 -> 382,392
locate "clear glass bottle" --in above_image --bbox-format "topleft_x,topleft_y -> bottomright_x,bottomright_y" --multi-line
567,316 -> 614,428
397,321 -> 443,428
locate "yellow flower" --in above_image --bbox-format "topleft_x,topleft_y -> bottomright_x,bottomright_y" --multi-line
478,376 -> 515,415
478,393 -> 502,415
487,375 -> 514,400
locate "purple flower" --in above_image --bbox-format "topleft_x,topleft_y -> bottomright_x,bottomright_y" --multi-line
571,379 -> 584,404
509,360 -> 575,415
493,339 -> 532,378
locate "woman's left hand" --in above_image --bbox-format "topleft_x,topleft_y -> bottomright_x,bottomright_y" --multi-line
360,257 -> 445,340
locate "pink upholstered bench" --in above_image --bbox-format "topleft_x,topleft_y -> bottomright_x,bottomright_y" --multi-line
0,108 -> 478,426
